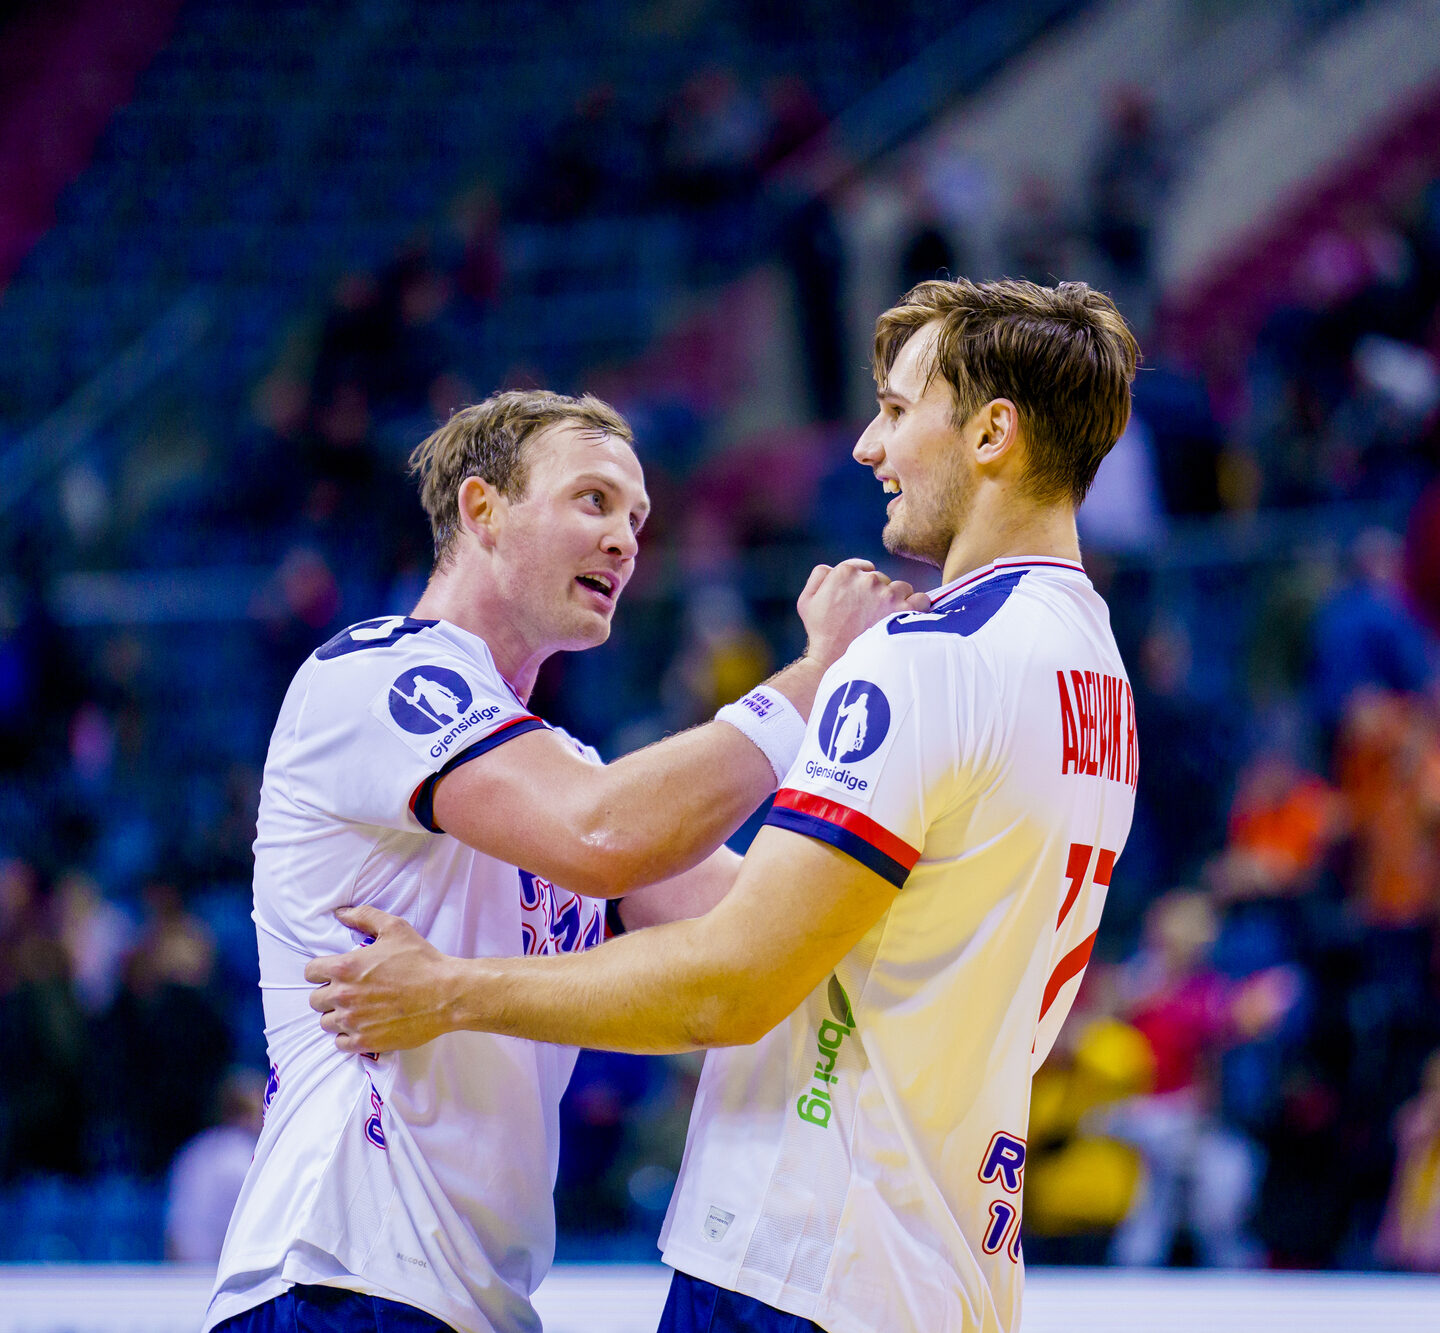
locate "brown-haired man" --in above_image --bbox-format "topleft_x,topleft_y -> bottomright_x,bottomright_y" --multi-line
203,388 -> 922,1333
310,280 -> 1142,1333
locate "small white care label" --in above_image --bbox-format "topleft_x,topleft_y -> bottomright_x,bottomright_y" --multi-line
703,1206 -> 735,1242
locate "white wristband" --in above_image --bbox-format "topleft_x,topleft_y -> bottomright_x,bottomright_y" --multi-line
715,685 -> 808,785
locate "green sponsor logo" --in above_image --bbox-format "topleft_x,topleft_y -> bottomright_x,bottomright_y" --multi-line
796,976 -> 854,1129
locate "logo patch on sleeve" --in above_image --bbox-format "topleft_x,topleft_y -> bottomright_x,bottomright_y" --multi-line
372,664 -> 505,761
387,665 -> 474,734
817,680 -> 890,763
800,680 -> 901,793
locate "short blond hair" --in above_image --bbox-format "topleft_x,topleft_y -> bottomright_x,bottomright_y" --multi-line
873,278 -> 1139,506
410,389 -> 633,567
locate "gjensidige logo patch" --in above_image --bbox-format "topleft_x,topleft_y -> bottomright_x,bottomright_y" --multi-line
388,666 -> 475,735
816,680 -> 890,763
805,680 -> 892,791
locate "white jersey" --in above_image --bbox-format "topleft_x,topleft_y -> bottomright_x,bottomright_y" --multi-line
661,558 -> 1137,1333
204,616 -> 609,1333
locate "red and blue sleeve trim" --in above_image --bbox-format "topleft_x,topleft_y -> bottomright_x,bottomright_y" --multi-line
764,788 -> 920,888
410,715 -> 549,833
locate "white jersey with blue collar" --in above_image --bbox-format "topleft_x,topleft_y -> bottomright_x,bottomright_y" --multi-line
205,616 -> 608,1333
660,557 -> 1137,1333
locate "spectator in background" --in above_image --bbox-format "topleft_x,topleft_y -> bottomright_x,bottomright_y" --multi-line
1088,87 -> 1168,309
1331,332 -> 1439,500
554,1051 -> 656,1240
658,67 -> 766,209
1335,691 -> 1440,929
535,84 -> 636,221
1129,361 -> 1225,517
96,879 -> 232,1178
0,585 -> 85,777
1102,891 -> 1283,1268
782,194 -> 849,421
0,859 -> 91,1179
1225,753 -> 1345,894
1310,528 -> 1435,740
1405,472 -> 1440,637
898,214 -> 959,302
53,869 -> 134,1016
166,1067 -> 266,1263
1076,414 -> 1166,555
1004,176 -> 1074,285
1243,208 -> 1434,510
1377,1049 -> 1440,1270
187,763 -> 264,888
895,158 -> 968,297
374,243 -> 456,417
309,273 -> 392,412
1129,619 -> 1233,893
450,184 -> 504,309
757,74 -> 827,171
249,545 -> 343,713
661,585 -> 773,730
0,586 -> 39,772
1024,1007 -> 1152,1264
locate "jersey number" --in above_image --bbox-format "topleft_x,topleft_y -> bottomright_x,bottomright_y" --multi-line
1039,842 -> 1116,1026
977,1133 -> 1027,1264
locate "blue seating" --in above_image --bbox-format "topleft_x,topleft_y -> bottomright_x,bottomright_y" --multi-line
0,1177 -> 164,1261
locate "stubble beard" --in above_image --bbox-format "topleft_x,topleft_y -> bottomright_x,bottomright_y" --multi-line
881,464 -> 975,570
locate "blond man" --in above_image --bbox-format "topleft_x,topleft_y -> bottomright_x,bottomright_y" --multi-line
204,390 -> 920,1333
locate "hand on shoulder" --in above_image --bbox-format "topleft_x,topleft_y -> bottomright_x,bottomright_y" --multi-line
799,558 -> 930,669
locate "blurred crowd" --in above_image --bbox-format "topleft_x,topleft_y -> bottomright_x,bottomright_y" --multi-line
3,45 -> 1440,1268
1026,678 -> 1440,1269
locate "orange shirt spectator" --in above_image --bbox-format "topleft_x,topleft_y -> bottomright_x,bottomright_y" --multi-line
1336,692 -> 1440,926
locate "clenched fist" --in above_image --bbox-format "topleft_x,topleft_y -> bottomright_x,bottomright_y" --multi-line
798,558 -> 929,670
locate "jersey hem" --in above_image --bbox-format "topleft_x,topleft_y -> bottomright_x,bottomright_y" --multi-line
203,1276 -> 291,1333
205,1260 -> 495,1333
663,1249 -> 867,1333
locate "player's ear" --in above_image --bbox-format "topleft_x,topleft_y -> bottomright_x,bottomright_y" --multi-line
457,476 -> 505,548
975,399 -> 1019,468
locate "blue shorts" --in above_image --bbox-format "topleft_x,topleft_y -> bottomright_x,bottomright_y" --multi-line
657,1270 -> 828,1333
211,1285 -> 457,1333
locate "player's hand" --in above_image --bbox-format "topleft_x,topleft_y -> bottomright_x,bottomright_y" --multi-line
305,905 -> 465,1053
798,558 -> 929,668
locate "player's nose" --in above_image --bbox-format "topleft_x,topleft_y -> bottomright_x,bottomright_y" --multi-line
853,419 -> 883,466
604,522 -> 639,561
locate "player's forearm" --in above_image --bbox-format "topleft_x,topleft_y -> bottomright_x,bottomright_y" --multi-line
760,653 -> 830,720
311,830 -> 895,1057
447,916 -> 772,1053
617,848 -> 741,930
575,720 -> 771,892
580,656 -> 827,893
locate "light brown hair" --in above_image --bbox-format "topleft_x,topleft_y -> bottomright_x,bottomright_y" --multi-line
409,389 -> 633,567
872,278 -> 1139,505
